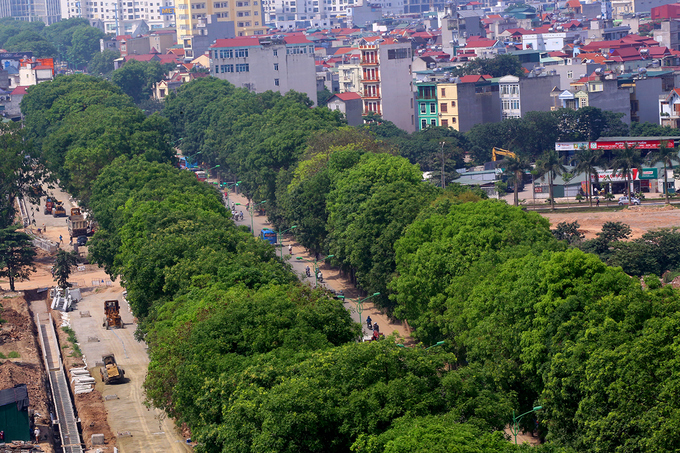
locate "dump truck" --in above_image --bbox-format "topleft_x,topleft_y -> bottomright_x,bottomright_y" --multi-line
68,207 -> 89,238
44,197 -> 54,215
100,354 -> 125,384
102,300 -> 123,329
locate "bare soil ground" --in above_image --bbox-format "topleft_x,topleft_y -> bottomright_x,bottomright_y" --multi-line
0,292 -> 54,453
542,205 -> 680,239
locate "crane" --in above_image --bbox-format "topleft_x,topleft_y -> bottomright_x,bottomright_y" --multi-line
492,147 -> 517,161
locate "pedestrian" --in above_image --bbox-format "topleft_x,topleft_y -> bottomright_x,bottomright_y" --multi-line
42,223 -> 46,232
69,237 -> 73,245
596,198 -> 600,207
59,235 -> 63,243
34,426 -> 40,443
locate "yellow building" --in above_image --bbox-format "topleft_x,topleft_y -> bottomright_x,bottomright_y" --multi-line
436,82 -> 461,130
175,0 -> 268,48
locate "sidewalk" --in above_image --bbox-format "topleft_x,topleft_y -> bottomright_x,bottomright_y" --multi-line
227,191 -> 411,342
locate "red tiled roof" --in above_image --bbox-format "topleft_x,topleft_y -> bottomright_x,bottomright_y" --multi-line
167,48 -> 185,56
11,86 -> 28,95
459,74 -> 490,83
332,92 -> 362,101
612,47 -> 642,61
567,0 -> 581,8
33,65 -> 52,70
465,39 -> 498,48
211,37 -> 261,48
284,35 -> 312,44
116,35 -> 132,41
549,51 -> 569,58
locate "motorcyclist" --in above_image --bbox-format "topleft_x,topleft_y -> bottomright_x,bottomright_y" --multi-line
366,316 -> 373,330
373,322 -> 379,332
317,271 -> 323,282
305,266 -> 311,277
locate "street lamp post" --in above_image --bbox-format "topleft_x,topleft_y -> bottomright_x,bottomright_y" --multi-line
338,292 -> 380,331
511,406 -> 543,445
207,164 -> 220,179
186,151 -> 201,168
223,180 -> 241,208
276,225 -> 297,259
296,254 -> 334,287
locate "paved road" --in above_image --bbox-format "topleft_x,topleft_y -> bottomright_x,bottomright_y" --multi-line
228,191 -> 410,341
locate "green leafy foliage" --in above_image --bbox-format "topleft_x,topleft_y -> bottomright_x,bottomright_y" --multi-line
111,59 -> 172,103
53,250 -> 78,289
0,225 -> 36,291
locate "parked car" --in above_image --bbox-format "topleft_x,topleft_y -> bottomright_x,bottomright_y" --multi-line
618,196 -> 641,205
76,236 -> 88,246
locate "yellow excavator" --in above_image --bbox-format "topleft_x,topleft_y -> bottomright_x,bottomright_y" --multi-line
492,147 -> 517,161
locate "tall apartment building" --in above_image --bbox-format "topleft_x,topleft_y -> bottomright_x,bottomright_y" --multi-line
60,0 -> 175,33
1,0 -> 61,24
174,0 -> 267,42
210,35 -> 317,104
355,40 -> 414,132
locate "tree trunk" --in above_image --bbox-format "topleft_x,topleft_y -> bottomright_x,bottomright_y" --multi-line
514,171 -> 520,206
8,266 -> 15,292
588,170 -> 593,207
664,162 -> 670,205
549,172 -> 555,211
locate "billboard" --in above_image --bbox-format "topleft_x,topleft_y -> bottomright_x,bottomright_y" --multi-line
160,6 -> 175,14
590,139 -> 675,150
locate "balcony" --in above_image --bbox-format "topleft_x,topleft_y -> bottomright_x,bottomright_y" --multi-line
363,109 -> 382,115
362,75 -> 380,82
363,90 -> 381,99
361,59 -> 378,65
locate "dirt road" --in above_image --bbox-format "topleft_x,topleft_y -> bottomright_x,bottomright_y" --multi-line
68,287 -> 191,453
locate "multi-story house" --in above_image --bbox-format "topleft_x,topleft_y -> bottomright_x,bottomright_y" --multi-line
60,0 -> 175,33
356,39 -> 414,132
210,35 -> 317,104
415,82 -> 438,130
499,73 -> 559,119
659,87 -> 680,127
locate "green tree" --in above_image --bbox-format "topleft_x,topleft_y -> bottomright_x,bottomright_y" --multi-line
87,49 -> 120,76
317,87 -> 333,106
67,26 -> 105,69
503,154 -> 532,206
552,221 -> 584,245
111,59 -> 169,103
609,143 -> 643,206
648,142 -> 680,204
457,53 -> 524,78
572,146 -> 603,207
533,149 -> 567,211
0,122 -> 46,228
0,225 -> 36,291
53,249 -> 78,289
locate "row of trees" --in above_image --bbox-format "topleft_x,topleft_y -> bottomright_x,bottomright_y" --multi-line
18,75 -> 551,452
21,74 -> 680,451
0,17 -> 105,68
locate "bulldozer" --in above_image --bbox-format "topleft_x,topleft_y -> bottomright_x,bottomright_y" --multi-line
102,300 -> 123,329
100,354 -> 125,384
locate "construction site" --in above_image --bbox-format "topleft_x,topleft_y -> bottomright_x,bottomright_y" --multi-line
1,187 -> 191,453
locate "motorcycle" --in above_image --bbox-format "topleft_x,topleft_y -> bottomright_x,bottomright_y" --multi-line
317,272 -> 323,283
366,318 -> 373,330
305,267 -> 311,277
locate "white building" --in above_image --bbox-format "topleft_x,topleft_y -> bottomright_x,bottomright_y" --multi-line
499,74 -> 559,119
60,0 -> 176,33
522,31 -> 586,52
210,34 -> 318,104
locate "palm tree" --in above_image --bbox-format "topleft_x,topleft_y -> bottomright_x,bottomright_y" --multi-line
609,143 -> 643,207
648,142 -> 680,205
572,146 -> 603,207
534,149 -> 567,211
503,154 -> 532,206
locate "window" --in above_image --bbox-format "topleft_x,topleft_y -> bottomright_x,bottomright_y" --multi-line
236,0 -> 249,5
235,48 -> 248,57
420,103 -> 426,114
273,49 -> 278,56
219,49 -> 233,58
430,119 -> 437,126
567,70 -> 573,79
214,1 -> 228,6
274,78 -> 279,86
220,64 -> 233,72
274,63 -> 279,70
387,48 -> 410,59
440,103 -> 447,113
451,100 -> 456,107
441,88 -> 446,97
430,103 -> 436,114
421,119 -> 427,129
236,63 -> 249,72
452,117 -> 457,123
441,119 -> 448,127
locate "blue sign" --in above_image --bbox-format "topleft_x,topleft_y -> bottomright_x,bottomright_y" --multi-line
160,6 -> 175,14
